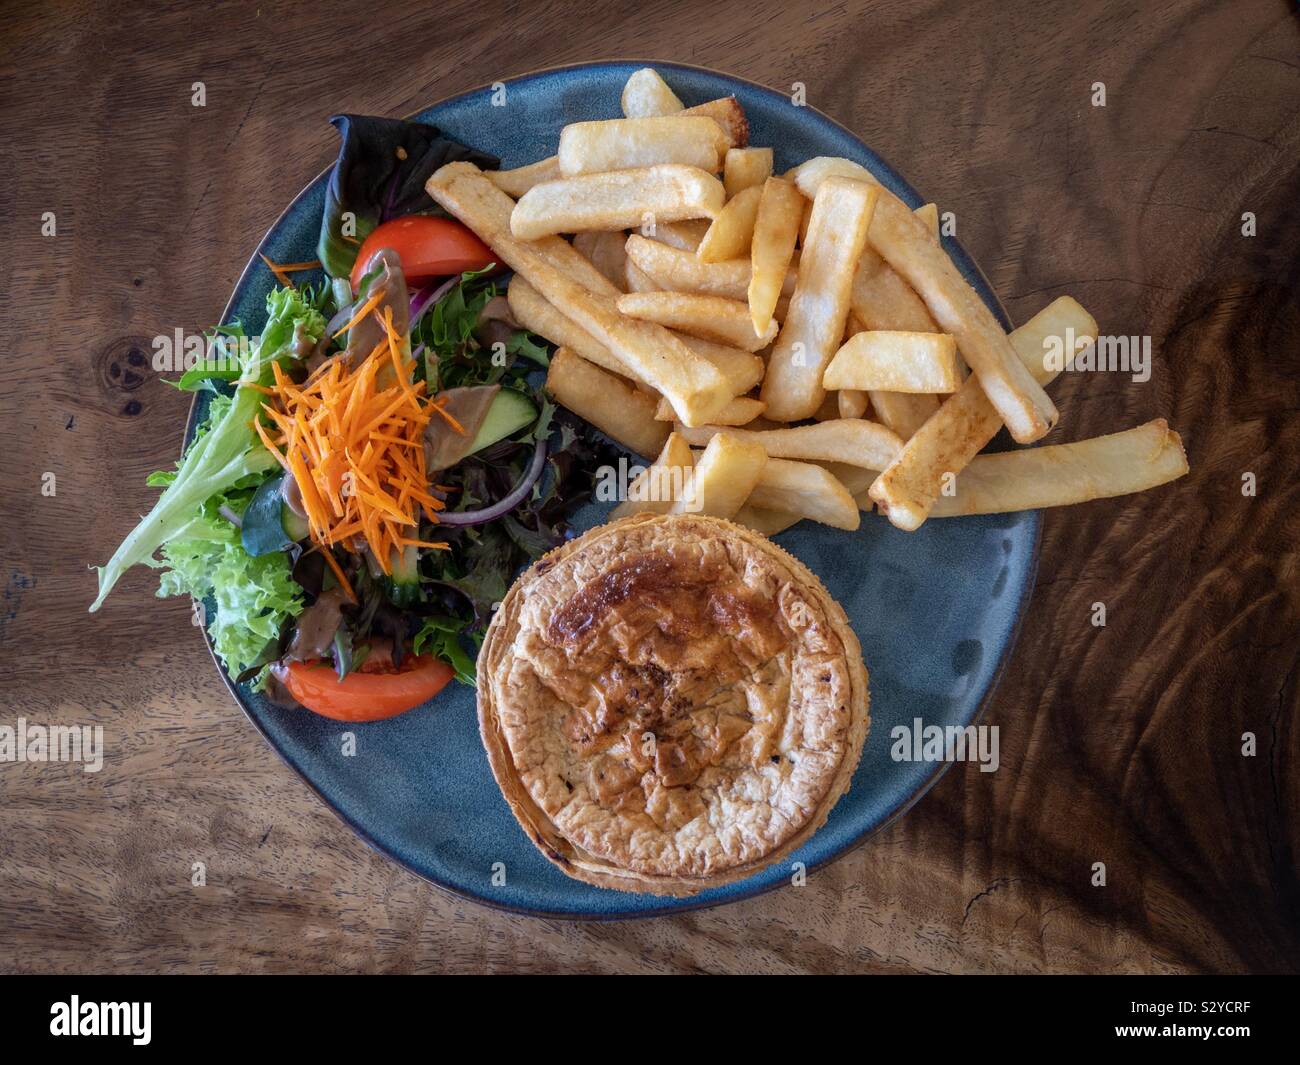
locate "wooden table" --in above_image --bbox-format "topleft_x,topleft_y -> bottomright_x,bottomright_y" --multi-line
2,0 -> 1297,974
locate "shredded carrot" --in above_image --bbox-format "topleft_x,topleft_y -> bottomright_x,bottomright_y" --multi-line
331,288 -> 386,339
428,399 -> 465,434
260,254 -> 294,289
259,309 -> 454,578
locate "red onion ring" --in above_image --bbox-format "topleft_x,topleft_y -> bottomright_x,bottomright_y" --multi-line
434,441 -> 548,526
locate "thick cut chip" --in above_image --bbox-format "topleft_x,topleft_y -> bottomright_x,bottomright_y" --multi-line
824,331 -> 961,393
626,233 -> 797,301
611,432 -> 694,519
643,218 -> 710,252
760,177 -> 878,420
657,395 -> 765,426
925,420 -> 1188,517
617,291 -> 777,352
671,434 -> 769,519
675,418 -> 902,471
546,347 -> 669,458
747,459 -> 860,531
723,147 -> 774,197
508,276 -> 637,382
557,116 -> 728,176
511,165 -> 725,240
486,156 -> 563,198
680,96 -> 749,148
696,184 -> 762,262
621,68 -> 685,118
747,176 -> 804,336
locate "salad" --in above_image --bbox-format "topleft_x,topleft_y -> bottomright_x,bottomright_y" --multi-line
91,115 -> 615,721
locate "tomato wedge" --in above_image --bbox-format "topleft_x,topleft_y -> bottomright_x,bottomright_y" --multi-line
281,655 -> 454,722
350,216 -> 494,290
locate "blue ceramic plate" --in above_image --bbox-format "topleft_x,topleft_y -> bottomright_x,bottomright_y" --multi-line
195,61 -> 1038,918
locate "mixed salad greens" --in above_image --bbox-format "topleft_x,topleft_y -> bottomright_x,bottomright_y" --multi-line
91,115 -> 615,720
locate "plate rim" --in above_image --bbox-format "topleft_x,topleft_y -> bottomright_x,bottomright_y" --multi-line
185,58 -> 1042,921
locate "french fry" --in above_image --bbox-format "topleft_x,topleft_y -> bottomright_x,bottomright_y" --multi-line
675,418 -> 902,471
510,276 -> 762,403
838,390 -> 869,419
624,258 -> 661,292
841,312 -> 939,440
723,147 -> 774,197
428,163 -> 731,425
914,201 -> 940,238
851,250 -> 940,331
680,96 -> 748,148
611,431 -> 694,519
644,218 -> 710,252
761,177 -> 879,420
733,503 -> 802,536
748,176 -> 803,336
671,434 -> 768,520
511,164 -> 724,239
545,347 -> 669,458
508,276 -> 637,382
866,390 -> 938,439
489,97 -> 742,203
696,184 -> 762,262
485,156 -> 562,198
617,291 -> 777,351
747,459 -> 860,531
824,331 -> 961,393
557,116 -> 728,176
798,198 -> 814,246
621,68 -> 684,118
869,296 -> 1098,530
789,156 -> 875,195
673,335 -> 765,395
657,395 -> 765,425
822,462 -> 876,496
925,420 -> 1188,517
625,233 -> 797,301
572,230 -> 628,291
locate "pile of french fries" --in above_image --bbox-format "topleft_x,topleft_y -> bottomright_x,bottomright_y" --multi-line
425,68 -> 1188,537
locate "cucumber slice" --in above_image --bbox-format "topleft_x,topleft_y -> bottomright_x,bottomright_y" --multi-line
386,543 -> 422,607
241,474 -> 308,556
470,389 -> 536,453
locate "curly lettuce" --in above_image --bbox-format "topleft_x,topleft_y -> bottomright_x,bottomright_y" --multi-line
90,286 -> 325,612
157,510 -> 303,677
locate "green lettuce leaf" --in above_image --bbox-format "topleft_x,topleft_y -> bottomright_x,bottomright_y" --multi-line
412,615 -> 479,687
90,286 -> 326,611
156,512 -> 303,677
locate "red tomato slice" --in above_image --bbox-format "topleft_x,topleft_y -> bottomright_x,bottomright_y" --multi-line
282,654 -> 454,722
350,216 -> 494,290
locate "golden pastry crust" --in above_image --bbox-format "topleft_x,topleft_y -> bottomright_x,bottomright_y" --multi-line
478,513 -> 869,895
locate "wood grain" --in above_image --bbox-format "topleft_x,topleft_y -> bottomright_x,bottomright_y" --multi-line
1,0 -> 1297,974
